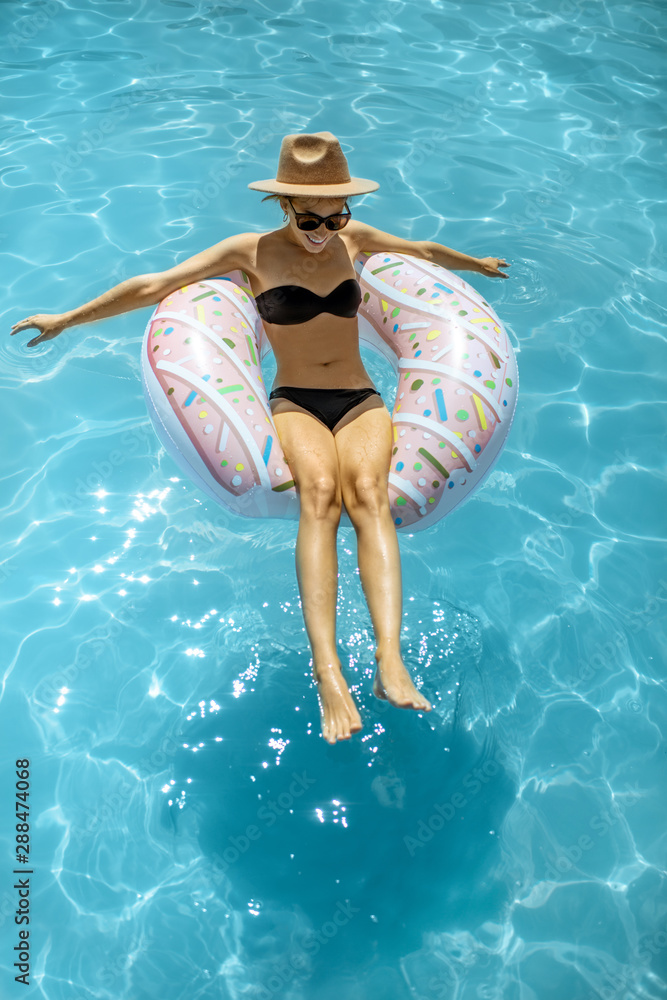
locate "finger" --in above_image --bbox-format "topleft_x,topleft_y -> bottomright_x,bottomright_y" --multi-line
27,335 -> 44,347
11,319 -> 35,334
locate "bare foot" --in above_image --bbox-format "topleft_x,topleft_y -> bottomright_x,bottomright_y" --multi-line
373,650 -> 432,712
313,657 -> 363,744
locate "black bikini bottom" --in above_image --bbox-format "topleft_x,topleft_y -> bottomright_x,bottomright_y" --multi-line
269,386 -> 382,433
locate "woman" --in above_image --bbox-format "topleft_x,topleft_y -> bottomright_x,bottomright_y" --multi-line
11,131 -> 509,745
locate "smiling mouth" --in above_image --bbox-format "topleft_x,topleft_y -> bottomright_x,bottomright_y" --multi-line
305,233 -> 326,245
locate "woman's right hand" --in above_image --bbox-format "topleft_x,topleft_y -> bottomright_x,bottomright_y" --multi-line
10,314 -> 69,347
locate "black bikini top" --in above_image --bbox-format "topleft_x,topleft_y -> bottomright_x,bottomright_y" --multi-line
254,277 -> 362,326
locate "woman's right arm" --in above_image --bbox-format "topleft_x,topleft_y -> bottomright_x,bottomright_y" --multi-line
10,233 -> 252,347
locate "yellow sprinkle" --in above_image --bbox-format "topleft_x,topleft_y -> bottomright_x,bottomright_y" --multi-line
230,326 -> 238,333
452,452 -> 458,459
197,304 -> 206,324
181,286 -> 187,293
199,410 -> 208,418
381,299 -> 388,311
241,321 -> 247,328
235,463 -> 244,472
401,287 -> 407,293
427,329 -> 441,341
473,393 -> 487,430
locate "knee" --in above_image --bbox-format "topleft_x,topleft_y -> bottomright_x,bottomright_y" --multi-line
299,476 -> 342,520
344,475 -> 389,519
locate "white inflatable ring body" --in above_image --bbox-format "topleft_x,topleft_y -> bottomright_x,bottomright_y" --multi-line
141,251 -> 518,532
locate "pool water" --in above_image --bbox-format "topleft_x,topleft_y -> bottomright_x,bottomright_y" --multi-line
2,1 -> 666,998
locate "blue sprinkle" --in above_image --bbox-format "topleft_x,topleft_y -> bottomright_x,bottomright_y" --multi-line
394,517 -> 402,525
213,296 -> 221,301
448,481 -> 454,488
393,324 -> 399,332
424,409 -> 431,417
396,461 -> 404,472
263,435 -> 273,465
184,390 -> 197,407
474,370 -> 482,377
164,327 -> 173,335
474,444 -> 481,453
503,399 -> 507,405
430,292 -> 440,298
415,350 -> 422,357
384,256 -> 391,262
435,388 -> 447,421
202,374 -> 211,382
434,282 -> 454,294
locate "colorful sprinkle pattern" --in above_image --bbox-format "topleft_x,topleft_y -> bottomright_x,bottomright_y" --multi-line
355,252 -> 518,529
141,254 -> 518,531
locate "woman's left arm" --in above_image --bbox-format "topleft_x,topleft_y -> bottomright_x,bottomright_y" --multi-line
348,220 -> 510,278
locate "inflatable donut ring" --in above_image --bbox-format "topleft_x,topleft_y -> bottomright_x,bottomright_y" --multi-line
141,251 -> 518,532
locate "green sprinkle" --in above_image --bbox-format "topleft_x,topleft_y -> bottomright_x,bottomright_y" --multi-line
418,447 -> 449,478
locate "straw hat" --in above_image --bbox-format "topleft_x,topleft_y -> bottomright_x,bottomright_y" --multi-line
247,131 -> 379,197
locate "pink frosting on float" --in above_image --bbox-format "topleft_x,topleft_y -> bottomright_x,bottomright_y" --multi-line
140,252 -> 518,532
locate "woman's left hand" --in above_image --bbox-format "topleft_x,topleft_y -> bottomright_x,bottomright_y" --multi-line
477,257 -> 510,278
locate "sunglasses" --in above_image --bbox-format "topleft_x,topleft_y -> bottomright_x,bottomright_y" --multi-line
286,197 -> 351,231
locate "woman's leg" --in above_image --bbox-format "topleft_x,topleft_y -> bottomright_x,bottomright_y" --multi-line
333,404 -> 431,712
270,401 -> 363,743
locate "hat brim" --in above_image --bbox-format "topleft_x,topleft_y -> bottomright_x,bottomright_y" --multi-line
247,177 -> 379,196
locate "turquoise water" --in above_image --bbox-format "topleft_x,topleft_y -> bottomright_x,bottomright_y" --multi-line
2,1 -> 666,998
